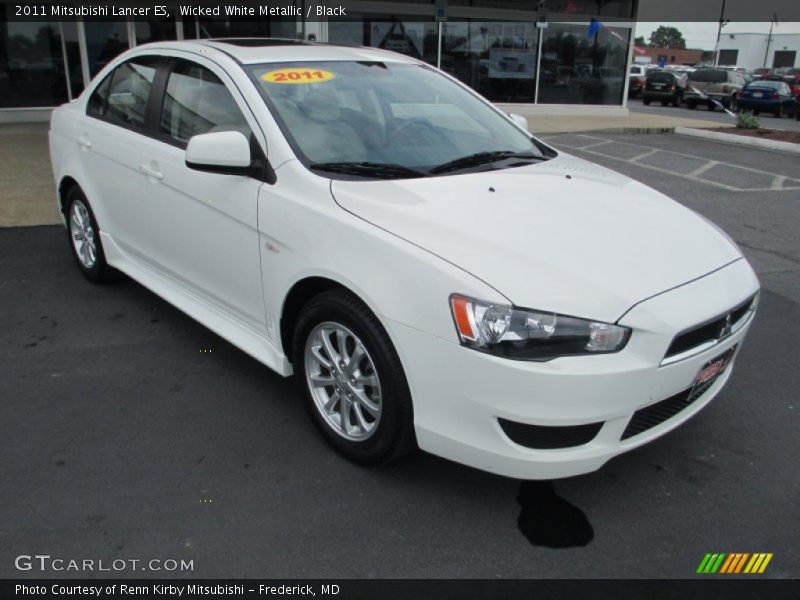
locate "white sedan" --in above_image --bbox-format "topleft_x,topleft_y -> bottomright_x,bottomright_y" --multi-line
49,39 -> 759,479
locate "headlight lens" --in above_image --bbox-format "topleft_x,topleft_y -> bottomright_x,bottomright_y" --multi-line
450,294 -> 630,360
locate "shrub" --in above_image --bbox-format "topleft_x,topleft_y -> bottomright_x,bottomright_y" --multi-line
736,110 -> 761,129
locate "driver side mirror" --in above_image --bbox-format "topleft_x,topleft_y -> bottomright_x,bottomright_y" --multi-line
185,130 -> 252,176
508,113 -> 529,132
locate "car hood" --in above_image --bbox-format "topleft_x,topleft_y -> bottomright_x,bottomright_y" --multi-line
330,154 -> 741,322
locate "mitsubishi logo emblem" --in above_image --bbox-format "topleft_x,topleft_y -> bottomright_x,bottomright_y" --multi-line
719,313 -> 733,339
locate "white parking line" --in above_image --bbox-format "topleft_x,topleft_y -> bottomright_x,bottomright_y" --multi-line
771,176 -> 787,190
688,161 -> 720,177
629,148 -> 660,162
544,134 -> 800,193
573,139 -> 614,150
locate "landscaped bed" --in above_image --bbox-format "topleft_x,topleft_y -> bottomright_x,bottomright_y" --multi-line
707,128 -> 800,145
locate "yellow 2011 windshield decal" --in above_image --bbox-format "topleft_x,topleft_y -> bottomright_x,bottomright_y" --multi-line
261,68 -> 335,84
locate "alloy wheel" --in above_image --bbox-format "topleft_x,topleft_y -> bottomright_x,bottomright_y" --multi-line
69,199 -> 97,269
304,322 -> 382,441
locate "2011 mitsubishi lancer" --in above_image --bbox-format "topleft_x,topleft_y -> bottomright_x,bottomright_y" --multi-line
49,39 -> 759,479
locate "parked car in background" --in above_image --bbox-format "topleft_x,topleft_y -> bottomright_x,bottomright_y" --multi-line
738,80 -> 799,119
737,69 -> 755,85
768,68 -> 789,80
752,67 -> 770,80
783,74 -> 800,102
642,70 -> 686,107
628,64 -> 649,97
685,68 -> 745,111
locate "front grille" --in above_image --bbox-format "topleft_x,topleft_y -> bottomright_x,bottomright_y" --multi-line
664,295 -> 756,360
621,376 -> 718,440
498,418 -> 603,450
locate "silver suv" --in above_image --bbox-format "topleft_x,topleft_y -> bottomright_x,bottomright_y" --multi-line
685,68 -> 745,111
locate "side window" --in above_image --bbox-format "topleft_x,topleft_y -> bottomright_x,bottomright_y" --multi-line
160,60 -> 251,146
87,57 -> 158,130
87,73 -> 112,117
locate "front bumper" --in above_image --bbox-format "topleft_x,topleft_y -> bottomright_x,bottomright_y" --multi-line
387,259 -> 759,479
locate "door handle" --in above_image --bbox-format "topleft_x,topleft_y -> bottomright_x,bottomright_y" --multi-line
139,164 -> 164,181
77,137 -> 92,150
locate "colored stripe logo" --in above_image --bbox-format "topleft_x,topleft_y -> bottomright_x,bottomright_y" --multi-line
697,553 -> 773,574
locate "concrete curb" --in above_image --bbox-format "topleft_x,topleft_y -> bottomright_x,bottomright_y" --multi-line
675,127 -> 800,155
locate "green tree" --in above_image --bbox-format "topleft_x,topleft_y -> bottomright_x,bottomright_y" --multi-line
634,35 -> 647,47
648,26 -> 686,49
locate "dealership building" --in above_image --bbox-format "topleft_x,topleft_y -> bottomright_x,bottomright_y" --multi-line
0,0 -> 639,123
715,31 -> 800,70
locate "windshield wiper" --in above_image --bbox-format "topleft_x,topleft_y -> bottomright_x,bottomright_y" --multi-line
429,151 -> 547,174
310,161 -> 428,179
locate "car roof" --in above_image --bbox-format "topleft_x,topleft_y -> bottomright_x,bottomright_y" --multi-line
137,38 -> 420,65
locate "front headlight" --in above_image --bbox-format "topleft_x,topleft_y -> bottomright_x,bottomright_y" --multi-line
450,294 -> 630,361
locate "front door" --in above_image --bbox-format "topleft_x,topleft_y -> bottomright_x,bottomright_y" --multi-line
138,57 -> 267,332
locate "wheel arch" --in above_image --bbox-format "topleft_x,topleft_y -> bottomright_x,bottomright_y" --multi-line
58,175 -> 82,217
280,276 -> 349,363
279,275 -> 393,367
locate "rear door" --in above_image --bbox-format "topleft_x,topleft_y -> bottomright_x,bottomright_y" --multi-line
77,56 -> 164,256
136,56 -> 268,332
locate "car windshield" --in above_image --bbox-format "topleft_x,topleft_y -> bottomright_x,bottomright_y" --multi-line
247,61 -> 550,178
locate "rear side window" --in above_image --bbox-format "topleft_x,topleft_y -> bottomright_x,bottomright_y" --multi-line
160,60 -> 251,146
87,57 -> 158,130
689,69 -> 727,84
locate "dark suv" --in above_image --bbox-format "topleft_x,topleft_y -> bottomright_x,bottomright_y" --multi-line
642,70 -> 686,107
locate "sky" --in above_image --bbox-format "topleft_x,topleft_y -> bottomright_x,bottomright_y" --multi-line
635,22 -> 800,51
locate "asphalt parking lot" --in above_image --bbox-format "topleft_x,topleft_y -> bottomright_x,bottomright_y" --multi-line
1,133 -> 799,579
629,97 -> 800,133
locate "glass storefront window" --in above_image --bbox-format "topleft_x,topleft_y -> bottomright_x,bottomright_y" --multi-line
184,17 -> 297,39
440,21 -> 537,103
135,18 -> 177,45
0,14 -> 68,108
537,22 -> 629,105
83,21 -> 129,79
329,15 -> 438,66
61,21 -> 84,98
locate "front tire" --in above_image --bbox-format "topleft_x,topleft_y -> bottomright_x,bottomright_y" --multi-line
292,289 -> 416,465
65,187 -> 114,283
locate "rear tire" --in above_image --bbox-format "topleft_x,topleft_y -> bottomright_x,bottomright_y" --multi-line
707,102 -> 715,111
660,100 -> 668,106
687,101 -> 697,110
65,187 -> 114,283
292,289 -> 416,466
774,105 -> 782,118
642,98 -> 651,106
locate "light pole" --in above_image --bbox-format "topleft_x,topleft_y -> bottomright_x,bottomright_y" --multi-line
714,0 -> 728,66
